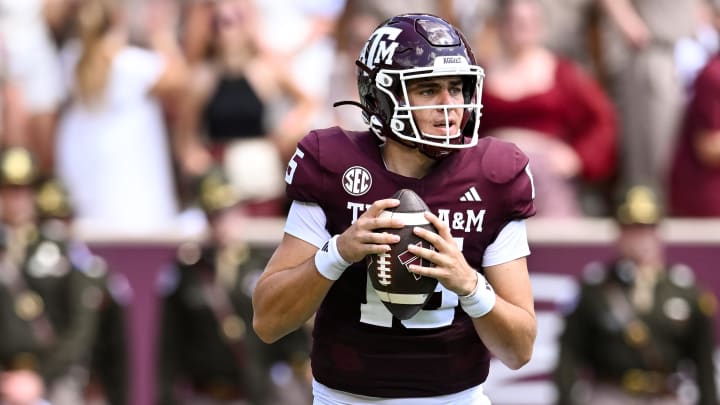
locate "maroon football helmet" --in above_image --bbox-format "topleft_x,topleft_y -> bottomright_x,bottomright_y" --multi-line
352,14 -> 485,158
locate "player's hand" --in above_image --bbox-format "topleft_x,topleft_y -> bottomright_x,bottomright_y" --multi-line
336,198 -> 404,263
407,211 -> 478,296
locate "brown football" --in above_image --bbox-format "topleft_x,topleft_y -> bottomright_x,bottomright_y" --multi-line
366,189 -> 438,320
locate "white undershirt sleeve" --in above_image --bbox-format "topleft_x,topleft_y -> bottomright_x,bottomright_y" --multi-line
482,220 -> 530,267
284,201 -> 331,248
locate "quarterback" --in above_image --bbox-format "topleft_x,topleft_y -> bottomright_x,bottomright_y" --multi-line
253,13 -> 537,404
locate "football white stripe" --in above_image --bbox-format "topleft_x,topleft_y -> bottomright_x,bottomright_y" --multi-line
378,211 -> 429,225
374,290 -> 430,305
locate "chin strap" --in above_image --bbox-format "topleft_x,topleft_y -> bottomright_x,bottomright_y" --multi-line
332,99 -> 365,110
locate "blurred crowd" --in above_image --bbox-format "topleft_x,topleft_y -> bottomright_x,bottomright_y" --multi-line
0,0 -> 719,226
0,0 -> 720,404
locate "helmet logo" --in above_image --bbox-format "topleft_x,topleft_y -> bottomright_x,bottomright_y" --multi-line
342,166 -> 372,196
360,27 -> 402,70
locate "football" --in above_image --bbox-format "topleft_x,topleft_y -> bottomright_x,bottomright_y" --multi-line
366,189 -> 438,320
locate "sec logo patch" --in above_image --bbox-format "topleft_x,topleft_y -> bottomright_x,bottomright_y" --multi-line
342,166 -> 372,196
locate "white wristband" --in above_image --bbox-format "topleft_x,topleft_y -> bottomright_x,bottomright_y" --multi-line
314,235 -> 351,281
459,272 -> 496,318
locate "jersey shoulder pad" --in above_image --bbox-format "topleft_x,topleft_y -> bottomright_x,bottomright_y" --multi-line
286,127 -> 366,203
481,137 -> 530,184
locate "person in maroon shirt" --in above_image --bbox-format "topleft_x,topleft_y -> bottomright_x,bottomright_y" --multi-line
253,13 -> 537,404
478,0 -> 617,217
669,51 -> 720,217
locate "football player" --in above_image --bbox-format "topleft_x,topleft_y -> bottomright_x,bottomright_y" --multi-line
253,13 -> 537,404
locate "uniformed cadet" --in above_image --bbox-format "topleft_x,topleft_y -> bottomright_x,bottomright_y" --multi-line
34,176 -> 131,405
0,147 -> 106,405
155,166 -> 312,405
553,185 -> 719,405
84,256 -> 130,405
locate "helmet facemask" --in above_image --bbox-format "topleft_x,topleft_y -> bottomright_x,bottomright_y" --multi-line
350,14 -> 486,159
374,60 -> 484,157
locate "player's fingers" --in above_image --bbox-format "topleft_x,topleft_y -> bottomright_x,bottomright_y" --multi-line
424,211 -> 454,241
408,263 -> 449,279
370,231 -> 401,245
407,242 -> 447,267
354,229 -> 400,245
339,234 -> 391,262
364,244 -> 393,255
412,226 -> 448,251
407,263 -> 433,277
356,200 -> 404,230
360,212 -> 404,231
354,215 -> 401,234
363,198 -> 400,218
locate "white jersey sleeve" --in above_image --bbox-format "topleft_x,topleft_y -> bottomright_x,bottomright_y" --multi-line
482,220 -> 530,267
284,200 -> 331,248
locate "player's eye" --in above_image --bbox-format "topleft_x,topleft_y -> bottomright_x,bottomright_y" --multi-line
449,86 -> 463,96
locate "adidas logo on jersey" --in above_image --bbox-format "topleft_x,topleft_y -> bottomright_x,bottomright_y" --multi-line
459,186 -> 482,202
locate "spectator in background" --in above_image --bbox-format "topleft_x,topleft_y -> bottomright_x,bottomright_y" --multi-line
352,0 -> 455,24
55,0 -> 189,234
0,35 -> 28,148
155,166 -> 311,405
536,0 -> 600,73
669,46 -> 720,217
598,0 -> 699,200
33,178 -> 131,405
325,2 -> 383,131
477,0 -> 617,217
674,0 -> 720,93
0,147 -> 106,405
253,0 -> 343,132
180,0 -> 218,67
326,0 -> 462,131
174,0 -> 317,217
553,185 -> 718,404
0,0 -> 70,178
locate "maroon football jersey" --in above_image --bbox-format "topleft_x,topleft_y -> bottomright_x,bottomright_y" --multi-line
285,127 -> 536,397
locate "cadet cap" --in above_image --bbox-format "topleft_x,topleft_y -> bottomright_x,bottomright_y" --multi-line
615,185 -> 662,226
